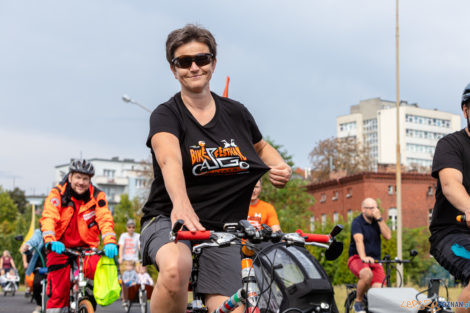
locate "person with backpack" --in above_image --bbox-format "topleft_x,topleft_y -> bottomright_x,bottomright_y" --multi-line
40,159 -> 118,313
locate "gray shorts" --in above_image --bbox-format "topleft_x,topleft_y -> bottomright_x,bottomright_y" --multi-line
140,215 -> 242,296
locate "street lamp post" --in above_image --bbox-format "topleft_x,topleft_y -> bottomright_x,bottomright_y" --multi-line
122,94 -> 152,113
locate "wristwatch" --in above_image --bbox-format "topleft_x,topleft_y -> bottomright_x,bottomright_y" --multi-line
376,217 -> 383,222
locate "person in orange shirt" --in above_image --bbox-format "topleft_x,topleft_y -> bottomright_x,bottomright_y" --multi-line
248,180 -> 281,232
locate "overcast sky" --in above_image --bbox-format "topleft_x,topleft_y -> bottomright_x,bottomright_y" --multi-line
1,1 -> 469,195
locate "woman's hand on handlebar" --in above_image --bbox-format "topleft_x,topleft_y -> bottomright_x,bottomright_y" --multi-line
171,203 -> 205,232
361,256 -> 375,264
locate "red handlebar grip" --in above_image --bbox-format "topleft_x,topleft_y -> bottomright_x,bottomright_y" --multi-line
176,231 -> 212,241
296,229 -> 330,243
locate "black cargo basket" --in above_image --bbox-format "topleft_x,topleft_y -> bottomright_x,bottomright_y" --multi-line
253,243 -> 339,313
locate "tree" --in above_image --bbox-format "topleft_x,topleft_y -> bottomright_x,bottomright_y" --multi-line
309,136 -> 374,182
8,187 -> 29,214
260,139 -> 315,232
113,194 -> 143,236
0,186 -> 28,282
0,186 -> 18,234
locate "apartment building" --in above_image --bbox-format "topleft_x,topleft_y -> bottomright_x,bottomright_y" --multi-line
337,98 -> 461,168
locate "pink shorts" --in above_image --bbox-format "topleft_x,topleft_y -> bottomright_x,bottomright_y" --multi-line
347,254 -> 385,285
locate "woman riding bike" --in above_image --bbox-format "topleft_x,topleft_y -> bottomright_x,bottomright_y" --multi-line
139,24 -> 292,313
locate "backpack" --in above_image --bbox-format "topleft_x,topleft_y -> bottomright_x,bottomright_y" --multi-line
93,256 -> 121,306
253,243 -> 339,313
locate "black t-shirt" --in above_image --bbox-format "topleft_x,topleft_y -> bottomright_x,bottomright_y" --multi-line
429,129 -> 470,245
142,92 -> 269,230
348,214 -> 382,259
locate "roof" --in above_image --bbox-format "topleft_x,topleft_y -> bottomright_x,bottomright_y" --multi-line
306,171 -> 434,191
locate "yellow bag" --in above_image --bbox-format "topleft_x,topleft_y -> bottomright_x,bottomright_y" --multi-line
93,256 -> 121,306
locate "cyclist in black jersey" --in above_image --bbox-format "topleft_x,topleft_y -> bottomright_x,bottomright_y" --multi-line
140,24 -> 291,313
429,83 -> 470,313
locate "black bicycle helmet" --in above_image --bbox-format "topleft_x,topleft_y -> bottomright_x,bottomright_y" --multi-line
462,82 -> 470,108
69,159 -> 95,177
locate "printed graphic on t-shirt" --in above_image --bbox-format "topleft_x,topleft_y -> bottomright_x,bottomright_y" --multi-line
189,139 -> 250,176
123,238 -> 138,258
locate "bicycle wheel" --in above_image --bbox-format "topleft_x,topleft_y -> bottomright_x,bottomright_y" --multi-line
78,299 -> 94,313
139,288 -> 147,313
344,290 -> 356,313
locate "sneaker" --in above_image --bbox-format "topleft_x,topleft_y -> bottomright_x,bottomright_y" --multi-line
32,305 -> 41,313
353,301 -> 366,313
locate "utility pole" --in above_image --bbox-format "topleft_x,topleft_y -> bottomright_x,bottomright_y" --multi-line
395,0 -> 403,284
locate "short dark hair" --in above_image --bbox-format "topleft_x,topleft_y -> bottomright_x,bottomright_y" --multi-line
166,24 -> 217,65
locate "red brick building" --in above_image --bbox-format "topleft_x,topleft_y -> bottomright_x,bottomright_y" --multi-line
306,172 -> 436,229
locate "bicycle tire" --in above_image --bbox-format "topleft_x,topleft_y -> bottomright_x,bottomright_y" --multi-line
139,288 -> 147,313
329,300 -> 339,313
78,299 -> 94,313
344,290 -> 356,313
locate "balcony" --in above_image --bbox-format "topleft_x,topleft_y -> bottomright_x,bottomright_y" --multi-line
94,176 -> 129,186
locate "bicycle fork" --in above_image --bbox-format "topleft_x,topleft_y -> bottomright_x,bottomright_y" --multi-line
212,257 -> 260,313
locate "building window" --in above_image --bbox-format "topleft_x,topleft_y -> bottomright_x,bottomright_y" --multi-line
388,185 -> 394,195
348,210 -> 353,222
321,214 -> 326,228
320,193 -> 326,203
333,212 -> 339,223
346,188 -> 352,198
427,186 -> 434,196
388,208 -> 397,231
339,121 -> 357,132
135,178 -> 146,188
332,191 -> 339,201
428,209 -> 433,225
103,169 -> 115,178
310,216 -> 315,232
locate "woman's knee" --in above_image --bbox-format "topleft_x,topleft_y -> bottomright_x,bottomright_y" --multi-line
156,245 -> 192,289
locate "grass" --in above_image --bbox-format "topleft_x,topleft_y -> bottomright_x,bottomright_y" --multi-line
333,285 -> 461,313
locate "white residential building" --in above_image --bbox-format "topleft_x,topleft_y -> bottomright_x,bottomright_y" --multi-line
337,98 -> 461,168
55,157 -> 151,207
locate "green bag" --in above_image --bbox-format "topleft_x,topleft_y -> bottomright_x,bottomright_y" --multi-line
93,256 -> 121,306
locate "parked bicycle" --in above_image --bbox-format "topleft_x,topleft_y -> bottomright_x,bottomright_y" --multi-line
171,219 -> 344,313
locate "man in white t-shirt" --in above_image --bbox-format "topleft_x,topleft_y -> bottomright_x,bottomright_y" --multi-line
118,219 -> 140,271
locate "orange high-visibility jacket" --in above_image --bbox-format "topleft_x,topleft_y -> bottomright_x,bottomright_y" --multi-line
40,181 -> 117,247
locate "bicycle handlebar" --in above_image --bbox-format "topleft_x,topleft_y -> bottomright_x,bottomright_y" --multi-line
295,229 -> 330,243
373,258 -> 411,264
170,219 -> 344,260
457,214 -> 466,225
45,245 -> 104,257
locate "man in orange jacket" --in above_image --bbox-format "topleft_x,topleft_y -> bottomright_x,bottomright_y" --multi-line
41,159 -> 117,313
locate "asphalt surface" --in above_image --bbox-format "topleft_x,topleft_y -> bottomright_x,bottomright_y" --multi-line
0,291 -> 146,313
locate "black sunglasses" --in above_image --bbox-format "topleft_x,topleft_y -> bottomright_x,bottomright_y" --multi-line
171,53 -> 213,69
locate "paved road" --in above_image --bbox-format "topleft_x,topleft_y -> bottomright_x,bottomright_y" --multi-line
0,291 -> 146,313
